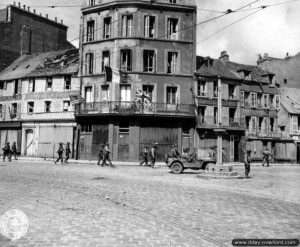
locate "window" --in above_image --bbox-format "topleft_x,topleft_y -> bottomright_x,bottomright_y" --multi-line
250,92 -> 257,108
251,117 -> 257,133
166,86 -> 177,104
284,79 -> 287,84
101,85 -> 110,101
101,51 -> 110,72
103,17 -> 111,39
214,107 -> 218,124
86,20 -> 95,42
0,82 -> 3,90
46,77 -> 52,91
11,103 -> 17,118
82,124 -> 92,132
245,71 -> 252,80
86,53 -> 94,74
29,78 -> 35,92
6,7 -> 11,22
45,101 -> 51,113
14,79 -> 21,95
143,50 -> 155,72
27,102 -> 34,114
275,95 -> 280,109
197,80 -> 206,96
170,0 -> 177,3
0,104 -> 3,118
262,94 -> 269,108
89,0 -> 95,6
120,50 -> 132,71
142,85 -> 154,101
120,85 -> 131,102
64,76 -> 71,90
63,101 -> 70,112
85,87 -> 93,103
241,91 -> 245,106
144,16 -> 155,38
292,116 -> 300,131
198,106 -> 206,124
167,18 -> 178,40
167,52 -> 178,74
213,81 -> 218,97
122,15 -> 133,37
228,84 -> 236,99
270,118 -> 275,132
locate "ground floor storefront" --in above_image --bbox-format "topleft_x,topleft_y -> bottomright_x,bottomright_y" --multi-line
76,117 -> 195,161
0,121 -> 22,154
21,122 -> 77,158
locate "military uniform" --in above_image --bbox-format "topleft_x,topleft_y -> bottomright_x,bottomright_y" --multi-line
2,142 -> 11,162
244,150 -> 251,178
11,142 -> 18,160
150,143 -> 158,168
55,144 -> 64,164
65,143 -> 71,163
97,145 -> 104,166
140,146 -> 149,166
103,144 -> 113,167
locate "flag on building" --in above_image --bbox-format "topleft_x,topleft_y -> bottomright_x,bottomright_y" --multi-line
105,66 -> 128,83
70,95 -> 86,105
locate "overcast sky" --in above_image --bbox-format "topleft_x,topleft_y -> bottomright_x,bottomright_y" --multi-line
1,0 -> 300,64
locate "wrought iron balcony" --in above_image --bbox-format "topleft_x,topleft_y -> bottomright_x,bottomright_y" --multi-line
246,130 -> 281,139
197,116 -> 244,129
197,97 -> 238,107
76,101 -> 195,117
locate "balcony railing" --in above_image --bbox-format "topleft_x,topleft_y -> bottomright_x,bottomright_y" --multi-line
76,101 -> 195,117
246,130 -> 281,138
21,111 -> 75,121
197,116 -> 244,128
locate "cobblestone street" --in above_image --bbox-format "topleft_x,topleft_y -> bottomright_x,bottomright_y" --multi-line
0,161 -> 300,247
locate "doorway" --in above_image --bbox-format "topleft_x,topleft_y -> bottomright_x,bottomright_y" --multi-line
25,129 -> 35,156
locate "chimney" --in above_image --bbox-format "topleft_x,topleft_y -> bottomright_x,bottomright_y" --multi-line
61,20 -> 63,24
55,17 -> 57,22
263,53 -> 268,58
27,6 -> 30,12
46,14 -> 48,19
33,9 -> 36,14
219,51 -> 229,63
23,5 -> 26,10
13,1 -> 16,5
40,13 -> 42,16
18,2 -> 20,7
285,52 -> 289,59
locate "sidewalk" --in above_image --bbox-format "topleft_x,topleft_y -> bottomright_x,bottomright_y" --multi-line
3,156 -> 300,167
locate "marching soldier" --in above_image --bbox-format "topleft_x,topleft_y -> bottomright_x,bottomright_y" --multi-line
103,143 -> 113,167
150,142 -> 158,168
2,142 -> 11,162
11,142 -> 18,160
65,142 -> 71,163
55,143 -> 64,164
244,149 -> 252,178
97,144 -> 105,166
262,148 -> 272,167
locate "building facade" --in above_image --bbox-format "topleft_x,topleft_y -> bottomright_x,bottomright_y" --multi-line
0,2 -> 73,72
0,49 -> 79,157
76,0 -> 197,161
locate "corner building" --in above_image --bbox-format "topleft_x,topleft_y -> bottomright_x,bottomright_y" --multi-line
76,0 -> 197,161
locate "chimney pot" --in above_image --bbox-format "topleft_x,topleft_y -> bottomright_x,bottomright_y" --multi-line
61,20 -> 63,24
264,53 -> 268,58
13,1 -> 16,5
28,6 -> 30,11
40,13 -> 42,16
18,2 -> 20,7
55,17 -> 57,22
219,50 -> 229,63
23,5 -> 26,9
46,14 -> 48,19
33,9 -> 36,14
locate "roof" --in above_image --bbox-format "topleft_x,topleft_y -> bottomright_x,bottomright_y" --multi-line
195,56 -> 274,84
280,87 -> 300,114
0,49 -> 79,81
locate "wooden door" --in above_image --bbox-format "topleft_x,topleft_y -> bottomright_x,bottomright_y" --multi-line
26,129 -> 35,156
118,132 -> 129,160
79,133 -> 92,160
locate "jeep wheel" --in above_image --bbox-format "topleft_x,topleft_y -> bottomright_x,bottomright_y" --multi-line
171,162 -> 184,174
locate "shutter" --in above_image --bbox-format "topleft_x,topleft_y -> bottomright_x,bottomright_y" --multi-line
153,51 -> 156,72
128,16 -> 133,36
145,16 -> 149,37
167,18 -> 170,39
2,104 -> 5,119
93,51 -> 96,74
17,79 -> 22,94
122,15 -> 126,37
292,116 -> 298,131
17,103 -> 21,119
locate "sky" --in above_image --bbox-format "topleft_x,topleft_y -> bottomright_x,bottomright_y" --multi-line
1,0 -> 300,65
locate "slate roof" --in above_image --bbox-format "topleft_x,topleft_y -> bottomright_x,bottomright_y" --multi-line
195,55 -> 275,84
0,49 -> 79,81
280,87 -> 300,114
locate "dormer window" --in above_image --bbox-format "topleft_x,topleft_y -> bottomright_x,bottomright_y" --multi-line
244,71 -> 251,80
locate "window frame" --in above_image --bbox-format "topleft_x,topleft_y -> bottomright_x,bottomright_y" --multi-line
45,101 -> 52,113
144,15 -> 155,38
120,49 -> 132,72
103,17 -> 112,39
46,77 -> 53,91
166,86 -> 178,105
143,50 -> 156,73
101,50 -> 110,73
167,51 -> 178,74
85,53 -> 94,75
122,14 -> 133,37
86,20 -> 95,42
64,75 -> 72,90
167,17 -> 179,40
27,101 -> 34,114
28,78 -> 35,93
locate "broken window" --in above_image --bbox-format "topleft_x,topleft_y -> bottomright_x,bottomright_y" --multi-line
167,52 -> 178,74
121,50 -> 132,71
144,16 -> 155,38
86,20 -> 95,42
122,15 -> 133,37
86,53 -> 94,74
167,18 -> 178,40
101,85 -> 110,101
46,77 -> 52,91
101,51 -> 110,73
29,78 -> 35,92
28,102 -> 34,114
143,50 -> 155,72
45,101 -> 52,113
64,75 -> 71,90
228,84 -> 236,99
103,17 -> 111,39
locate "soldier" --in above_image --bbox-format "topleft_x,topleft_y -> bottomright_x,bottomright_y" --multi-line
97,144 -> 105,166
262,148 -> 272,167
140,145 -> 149,166
244,149 -> 252,178
64,142 -> 71,163
2,142 -> 11,162
171,144 -> 180,158
103,143 -> 113,167
11,142 -> 18,160
187,148 -> 197,162
55,143 -> 64,164
150,142 -> 158,168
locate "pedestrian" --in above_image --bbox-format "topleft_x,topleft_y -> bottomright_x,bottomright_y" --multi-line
262,148 -> 272,167
140,145 -> 149,166
165,144 -> 174,164
150,142 -> 158,168
55,143 -> 64,164
64,142 -> 71,163
103,143 -> 113,167
2,142 -> 11,162
97,144 -> 105,166
11,142 -> 18,160
244,149 -> 252,178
